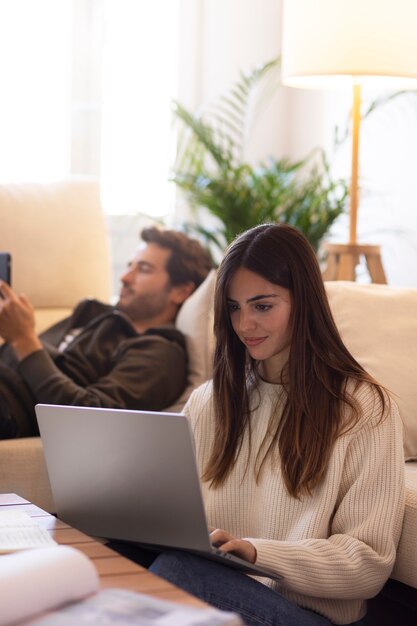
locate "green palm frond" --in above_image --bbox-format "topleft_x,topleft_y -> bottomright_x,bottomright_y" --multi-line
172,57 -> 347,258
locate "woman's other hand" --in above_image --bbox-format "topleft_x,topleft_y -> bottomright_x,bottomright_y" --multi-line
209,527 -> 257,564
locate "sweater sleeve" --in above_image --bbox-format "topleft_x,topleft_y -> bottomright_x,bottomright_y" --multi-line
18,334 -> 187,411
248,399 -> 405,600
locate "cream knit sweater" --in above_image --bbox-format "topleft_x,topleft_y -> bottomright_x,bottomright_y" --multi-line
184,379 -> 405,625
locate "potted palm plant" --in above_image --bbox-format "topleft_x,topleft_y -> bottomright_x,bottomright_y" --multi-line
172,59 -> 348,259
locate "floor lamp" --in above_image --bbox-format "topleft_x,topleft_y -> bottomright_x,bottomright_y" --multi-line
281,0 -> 417,283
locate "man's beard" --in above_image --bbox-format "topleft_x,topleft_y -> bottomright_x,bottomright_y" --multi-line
116,289 -> 171,324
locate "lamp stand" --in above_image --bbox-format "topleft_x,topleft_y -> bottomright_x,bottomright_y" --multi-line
323,82 -> 387,283
322,242 -> 387,283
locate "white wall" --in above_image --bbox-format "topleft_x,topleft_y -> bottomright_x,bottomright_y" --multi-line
178,0 -> 289,163
352,91 -> 417,287
320,88 -> 417,287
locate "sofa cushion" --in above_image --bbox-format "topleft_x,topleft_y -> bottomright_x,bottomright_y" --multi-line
172,269 -> 216,411
325,281 -> 417,461
0,179 -> 111,308
34,308 -> 74,335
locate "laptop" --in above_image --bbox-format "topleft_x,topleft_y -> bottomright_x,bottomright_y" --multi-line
35,404 -> 280,581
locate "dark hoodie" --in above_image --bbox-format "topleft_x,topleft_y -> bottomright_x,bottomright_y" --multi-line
0,299 -> 187,437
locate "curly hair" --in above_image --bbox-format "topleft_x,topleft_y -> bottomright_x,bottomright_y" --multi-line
141,226 -> 213,288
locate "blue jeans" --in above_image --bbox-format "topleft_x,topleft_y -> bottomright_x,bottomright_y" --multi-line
150,551 -> 364,626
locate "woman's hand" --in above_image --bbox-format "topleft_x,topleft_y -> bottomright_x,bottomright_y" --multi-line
209,527 -> 257,564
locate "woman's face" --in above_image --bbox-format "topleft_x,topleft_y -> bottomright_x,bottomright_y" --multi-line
227,267 -> 292,380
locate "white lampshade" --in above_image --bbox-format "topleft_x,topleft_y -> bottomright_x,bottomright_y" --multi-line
282,0 -> 417,89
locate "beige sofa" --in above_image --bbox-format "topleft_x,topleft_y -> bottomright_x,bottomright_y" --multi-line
0,179 -> 112,334
0,181 -> 416,621
324,280 -> 417,622
0,179 -> 112,509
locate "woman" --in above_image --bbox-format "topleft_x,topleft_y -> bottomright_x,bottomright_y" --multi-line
150,224 -> 405,626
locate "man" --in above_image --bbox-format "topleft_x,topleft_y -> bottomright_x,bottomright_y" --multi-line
0,227 -> 213,439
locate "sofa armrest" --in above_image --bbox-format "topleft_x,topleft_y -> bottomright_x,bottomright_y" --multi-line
392,465 -> 417,589
0,438 -> 54,512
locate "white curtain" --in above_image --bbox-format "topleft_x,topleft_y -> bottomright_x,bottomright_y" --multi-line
0,0 -> 72,182
0,0 -> 180,220
100,0 -> 180,217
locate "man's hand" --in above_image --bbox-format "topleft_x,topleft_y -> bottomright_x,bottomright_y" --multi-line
0,281 -> 42,359
209,527 -> 257,563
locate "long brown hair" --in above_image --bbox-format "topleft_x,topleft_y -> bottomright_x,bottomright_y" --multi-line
205,223 -> 386,497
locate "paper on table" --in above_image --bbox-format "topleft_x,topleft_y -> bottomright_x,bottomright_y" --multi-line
0,545 -> 99,626
0,510 -> 57,553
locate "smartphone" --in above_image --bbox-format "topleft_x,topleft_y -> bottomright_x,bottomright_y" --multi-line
0,252 -> 11,286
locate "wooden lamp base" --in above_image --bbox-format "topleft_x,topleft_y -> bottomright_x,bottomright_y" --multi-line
321,85 -> 387,285
322,242 -> 387,284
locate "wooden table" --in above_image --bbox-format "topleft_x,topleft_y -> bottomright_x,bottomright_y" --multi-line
0,493 -> 205,608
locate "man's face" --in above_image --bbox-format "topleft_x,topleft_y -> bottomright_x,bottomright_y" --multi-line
116,242 -> 176,327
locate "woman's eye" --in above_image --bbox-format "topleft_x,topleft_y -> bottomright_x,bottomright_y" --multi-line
227,303 -> 239,313
255,304 -> 272,312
